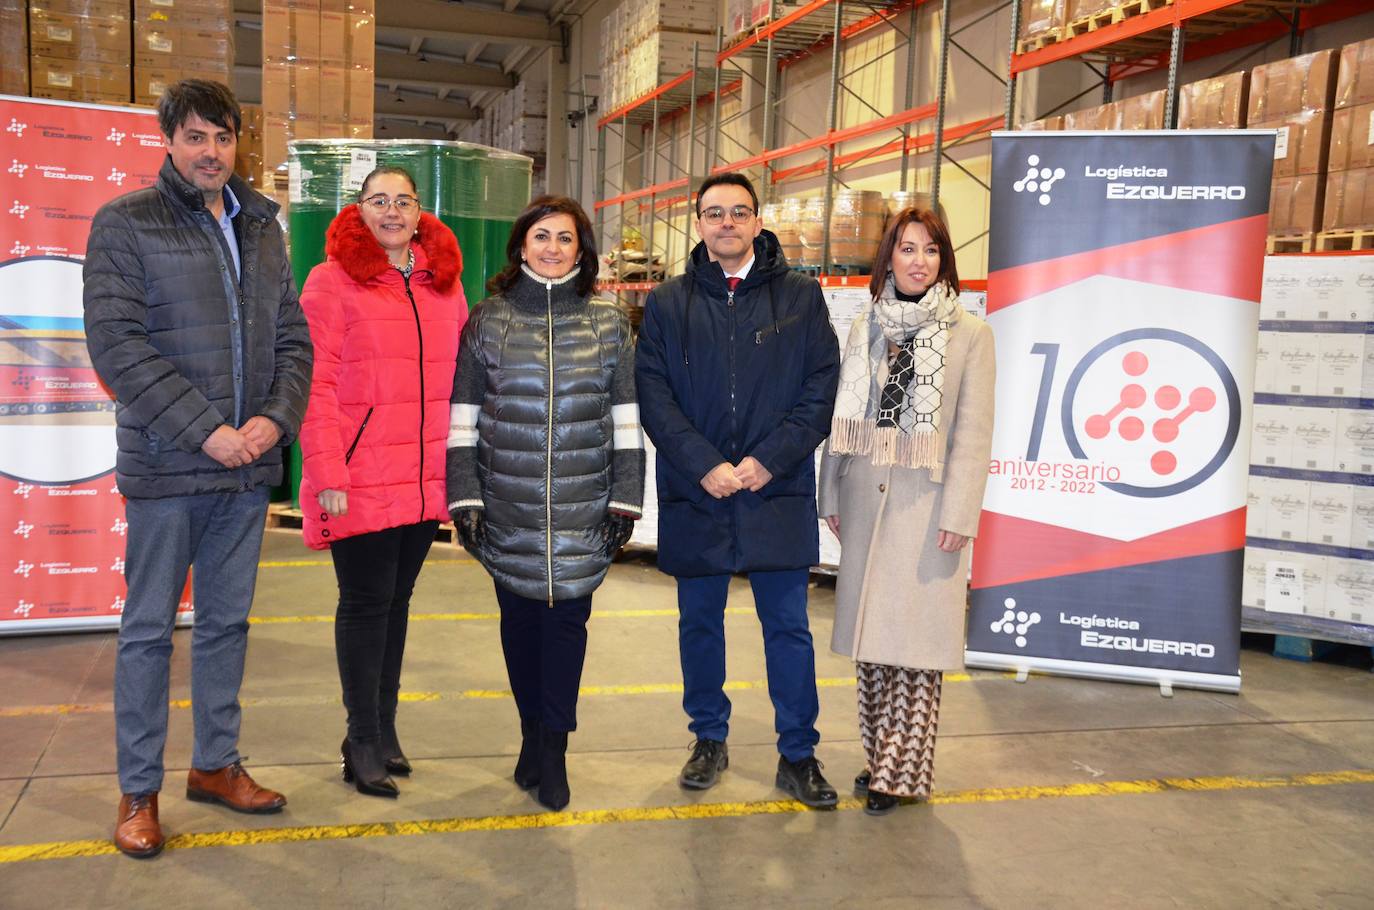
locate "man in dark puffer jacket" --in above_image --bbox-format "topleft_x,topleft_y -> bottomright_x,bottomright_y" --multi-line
84,80 -> 312,859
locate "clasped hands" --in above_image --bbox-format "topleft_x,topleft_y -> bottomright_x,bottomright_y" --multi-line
201,416 -> 281,470
700,457 -> 772,499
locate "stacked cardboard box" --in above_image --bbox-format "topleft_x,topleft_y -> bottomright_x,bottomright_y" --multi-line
1116,90 -> 1165,130
1,0 -> 28,95
1018,0 -> 1064,49
1323,38 -> 1374,234
1177,72 -> 1249,129
235,102 -> 264,187
262,0 -> 374,181
598,0 -> 713,114
28,0 -> 131,104
1062,103 -> 1118,131
1249,49 -> 1338,236
132,0 -> 233,107
489,81 -> 547,156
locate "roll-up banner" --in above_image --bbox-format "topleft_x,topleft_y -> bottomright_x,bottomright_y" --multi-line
0,95 -> 182,635
966,130 -> 1275,693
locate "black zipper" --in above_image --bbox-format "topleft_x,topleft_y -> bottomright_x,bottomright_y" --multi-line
755,312 -> 802,345
344,407 -> 374,464
403,273 -> 426,522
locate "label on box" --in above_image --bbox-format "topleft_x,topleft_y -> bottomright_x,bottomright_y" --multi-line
288,161 -> 303,204
1293,408 -> 1337,471
148,80 -> 167,95
1274,126 -> 1290,160
152,0 -> 174,5
46,24 -> 73,42
345,149 -> 376,193
1353,487 -> 1374,550
1254,336 -> 1276,394
1300,553 -> 1328,618
147,35 -> 173,53
1336,408 -> 1374,474
1317,334 -> 1363,397
1266,478 -> 1310,541
1251,404 -> 1293,468
1242,549 -> 1268,607
46,71 -> 73,88
1328,557 -> 1374,626
1307,482 -> 1353,548
1246,476 -> 1270,538
1264,561 -> 1304,614
1368,110 -> 1374,146
1276,333 -> 1319,395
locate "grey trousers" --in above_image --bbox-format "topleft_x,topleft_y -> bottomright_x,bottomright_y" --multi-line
115,487 -> 270,795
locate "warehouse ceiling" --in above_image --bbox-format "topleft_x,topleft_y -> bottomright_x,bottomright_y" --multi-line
231,0 -> 573,139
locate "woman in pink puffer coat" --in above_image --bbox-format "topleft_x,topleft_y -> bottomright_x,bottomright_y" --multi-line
298,165 -> 466,799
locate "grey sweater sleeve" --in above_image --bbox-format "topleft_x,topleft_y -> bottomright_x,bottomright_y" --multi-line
608,309 -> 645,517
446,308 -> 486,513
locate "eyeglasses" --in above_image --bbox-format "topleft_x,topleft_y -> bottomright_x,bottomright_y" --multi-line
699,205 -> 755,225
360,194 -> 420,212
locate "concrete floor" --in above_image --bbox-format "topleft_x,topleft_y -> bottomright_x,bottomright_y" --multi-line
2,527 -> 1373,910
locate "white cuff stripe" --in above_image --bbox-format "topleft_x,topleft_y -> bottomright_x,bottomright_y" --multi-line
609,501 -> 642,516
448,427 -> 479,447
448,403 -> 480,448
613,425 -> 644,450
448,499 -> 483,511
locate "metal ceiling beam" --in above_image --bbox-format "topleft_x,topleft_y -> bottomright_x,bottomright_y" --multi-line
375,92 -> 478,121
375,48 -> 515,90
376,0 -> 558,47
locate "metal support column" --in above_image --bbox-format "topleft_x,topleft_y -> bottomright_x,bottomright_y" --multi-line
618,115 -> 628,257
760,0 -> 779,204
648,96 -> 660,273
1163,25 -> 1184,129
594,106 -> 607,241
1289,9 -> 1302,57
931,0 -> 952,212
900,0 -> 918,192
710,27 -> 725,174
820,0 -> 844,270
1003,0 -> 1021,129
686,42 -> 701,268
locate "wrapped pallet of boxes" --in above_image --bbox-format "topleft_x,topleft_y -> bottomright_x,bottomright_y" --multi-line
1063,102 -> 1119,131
346,0 -> 375,140
1,0 -> 28,95
1323,38 -> 1374,237
1249,49 -> 1338,237
28,0 -> 131,104
1177,71 -> 1249,130
132,0 -> 234,107
1064,0 -> 1114,31
1018,0 -> 1064,50
1118,90 -> 1165,130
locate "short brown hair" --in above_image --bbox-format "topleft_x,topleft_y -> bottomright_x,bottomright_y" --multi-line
868,207 -> 959,300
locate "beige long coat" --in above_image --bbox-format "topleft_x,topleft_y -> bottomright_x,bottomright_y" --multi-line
818,313 -> 995,671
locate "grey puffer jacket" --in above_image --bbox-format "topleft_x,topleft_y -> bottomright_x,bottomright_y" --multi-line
84,156 -> 312,498
446,266 -> 645,603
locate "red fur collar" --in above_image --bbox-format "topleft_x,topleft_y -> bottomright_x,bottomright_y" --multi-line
324,205 -> 462,293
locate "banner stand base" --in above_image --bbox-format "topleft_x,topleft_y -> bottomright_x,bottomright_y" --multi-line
965,650 -> 1241,695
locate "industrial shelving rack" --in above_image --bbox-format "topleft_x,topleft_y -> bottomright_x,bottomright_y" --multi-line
591,0 -> 1007,297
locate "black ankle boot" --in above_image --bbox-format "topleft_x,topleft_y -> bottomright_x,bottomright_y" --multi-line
340,737 -> 399,798
379,722 -> 411,776
536,728 -> 569,811
514,716 -> 540,790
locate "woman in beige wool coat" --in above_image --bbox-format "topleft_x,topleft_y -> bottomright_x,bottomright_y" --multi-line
818,207 -> 995,816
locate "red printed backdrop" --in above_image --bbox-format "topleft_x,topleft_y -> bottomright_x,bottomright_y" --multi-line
0,96 -> 180,633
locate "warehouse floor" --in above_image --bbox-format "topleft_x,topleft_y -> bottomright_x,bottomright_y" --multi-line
2,528 -> 1373,909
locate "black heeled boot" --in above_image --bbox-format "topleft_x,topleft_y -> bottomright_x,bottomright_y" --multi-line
513,716 -> 540,790
535,728 -> 569,812
340,737 -> 400,798
379,721 -> 412,776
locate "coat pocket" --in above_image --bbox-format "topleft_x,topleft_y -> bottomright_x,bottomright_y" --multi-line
344,406 -> 375,465
751,313 -> 804,346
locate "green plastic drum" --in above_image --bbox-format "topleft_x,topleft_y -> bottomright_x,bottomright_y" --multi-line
283,139 -> 533,506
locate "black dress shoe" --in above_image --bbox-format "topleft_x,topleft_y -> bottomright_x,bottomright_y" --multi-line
864,791 -> 918,816
340,738 -> 400,799
514,716 -> 540,791
854,769 -> 871,797
679,739 -> 728,790
776,755 -> 838,809
380,726 -> 411,777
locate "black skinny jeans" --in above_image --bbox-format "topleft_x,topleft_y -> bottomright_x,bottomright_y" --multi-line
494,584 -> 593,733
330,521 -> 438,742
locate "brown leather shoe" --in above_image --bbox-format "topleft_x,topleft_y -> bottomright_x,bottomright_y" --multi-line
186,761 -> 287,814
114,793 -> 164,859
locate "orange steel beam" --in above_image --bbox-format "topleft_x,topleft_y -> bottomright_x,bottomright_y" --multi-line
716,0 -> 837,64
595,176 -> 691,212
712,101 -> 940,173
597,69 -> 695,129
1011,0 -> 1283,74
770,114 -> 1001,182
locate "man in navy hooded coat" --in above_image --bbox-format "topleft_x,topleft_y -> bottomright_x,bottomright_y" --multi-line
635,173 -> 841,807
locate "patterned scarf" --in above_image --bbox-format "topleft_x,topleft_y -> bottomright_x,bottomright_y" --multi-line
829,277 -> 962,469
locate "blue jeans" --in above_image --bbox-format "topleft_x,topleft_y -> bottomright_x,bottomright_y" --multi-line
677,568 -> 821,762
115,487 -> 269,795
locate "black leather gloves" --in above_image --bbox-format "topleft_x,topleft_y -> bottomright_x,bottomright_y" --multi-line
603,512 -> 635,557
455,508 -> 486,553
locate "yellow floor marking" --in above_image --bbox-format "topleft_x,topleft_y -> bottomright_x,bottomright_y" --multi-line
248,607 -> 756,625
0,674 -> 983,719
3,768 -> 1370,864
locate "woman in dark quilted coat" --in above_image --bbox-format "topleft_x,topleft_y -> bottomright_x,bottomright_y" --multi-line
446,196 -> 644,812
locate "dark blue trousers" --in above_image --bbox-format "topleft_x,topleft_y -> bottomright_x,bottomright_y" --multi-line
676,568 -> 820,762
494,584 -> 593,733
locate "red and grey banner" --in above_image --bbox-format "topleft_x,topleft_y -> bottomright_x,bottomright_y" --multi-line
966,131 -> 1275,693
0,95 -> 173,634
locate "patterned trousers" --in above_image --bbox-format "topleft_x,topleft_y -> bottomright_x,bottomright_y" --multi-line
857,662 -> 943,799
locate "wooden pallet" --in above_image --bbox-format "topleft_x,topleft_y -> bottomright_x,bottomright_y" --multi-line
1016,30 -> 1063,53
1266,233 -> 1316,254
1315,228 -> 1374,252
1062,0 -> 1171,38
265,503 -> 303,530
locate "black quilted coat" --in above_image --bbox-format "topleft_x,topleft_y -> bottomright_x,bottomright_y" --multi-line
84,156 -> 313,498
